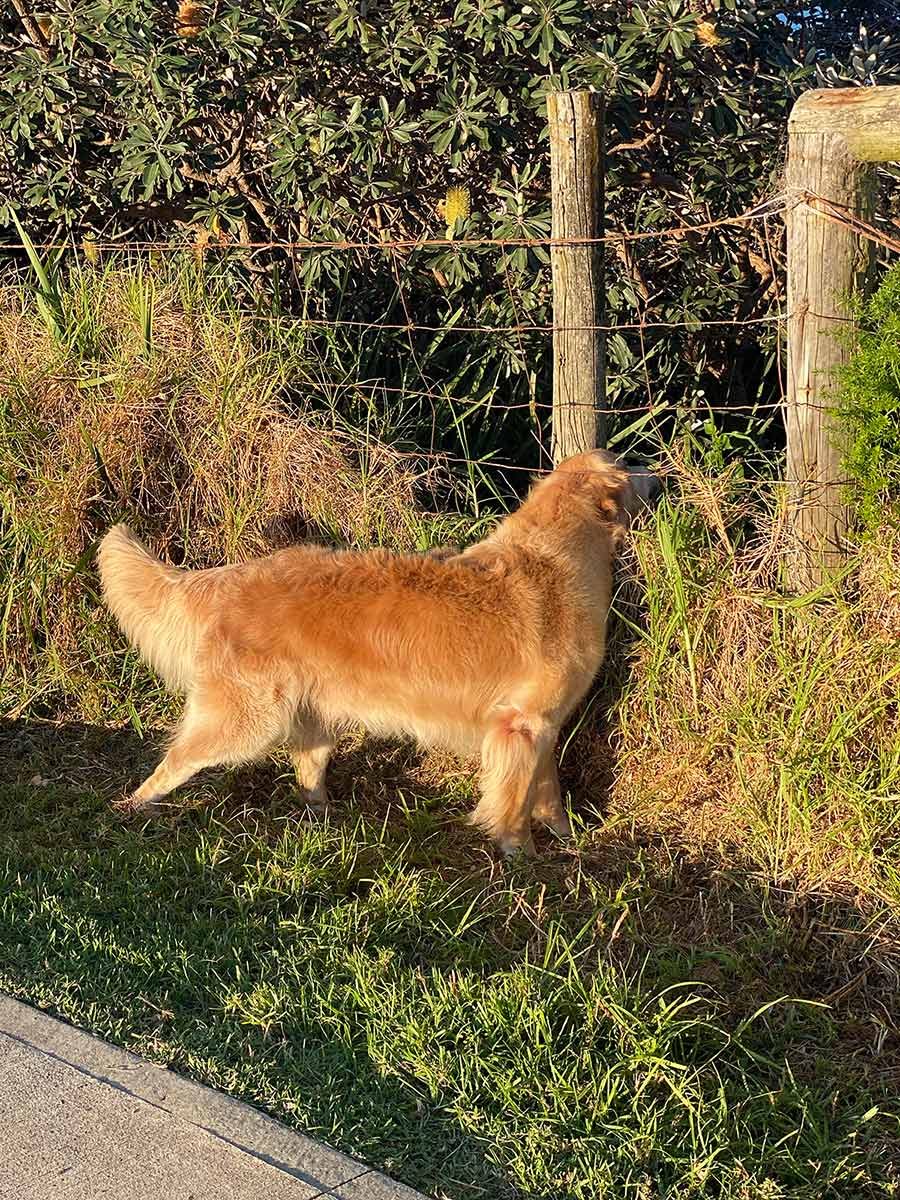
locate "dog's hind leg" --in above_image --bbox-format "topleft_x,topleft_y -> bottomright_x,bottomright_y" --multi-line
530,749 -> 572,838
123,683 -> 288,815
471,710 -> 554,857
286,716 -> 334,812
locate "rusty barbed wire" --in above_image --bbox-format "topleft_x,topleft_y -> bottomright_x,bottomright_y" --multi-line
65,386 -> 848,416
232,312 -> 791,334
796,189 -> 900,258
3,189 -> 890,262
385,445 -> 858,486
0,194 -> 789,254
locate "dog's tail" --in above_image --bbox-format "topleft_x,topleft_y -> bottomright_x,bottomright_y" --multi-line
97,524 -> 204,691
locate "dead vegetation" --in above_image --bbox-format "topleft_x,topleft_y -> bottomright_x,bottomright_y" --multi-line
0,266 -> 451,709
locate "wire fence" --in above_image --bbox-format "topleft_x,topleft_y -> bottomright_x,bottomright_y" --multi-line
2,188 -> 894,258
3,193 -> 788,253
1,186 -> 895,490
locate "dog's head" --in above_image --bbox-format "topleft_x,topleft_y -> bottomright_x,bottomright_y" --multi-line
554,449 -> 660,544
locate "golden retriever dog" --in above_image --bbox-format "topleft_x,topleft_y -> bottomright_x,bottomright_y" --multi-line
98,450 -> 654,855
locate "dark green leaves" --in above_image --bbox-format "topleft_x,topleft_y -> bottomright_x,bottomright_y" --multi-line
1,0 -> 898,459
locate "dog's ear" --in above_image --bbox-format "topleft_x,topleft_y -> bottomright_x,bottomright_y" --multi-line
604,488 -> 633,553
589,461 -> 635,526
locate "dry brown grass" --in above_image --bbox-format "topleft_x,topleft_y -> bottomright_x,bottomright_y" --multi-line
570,461 -> 900,907
0,275 -> 431,557
0,267 -> 449,712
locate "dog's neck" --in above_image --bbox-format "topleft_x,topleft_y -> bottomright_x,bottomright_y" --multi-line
480,487 -> 618,604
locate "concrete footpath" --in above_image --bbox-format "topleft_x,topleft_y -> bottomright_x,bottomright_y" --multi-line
0,995 -> 428,1200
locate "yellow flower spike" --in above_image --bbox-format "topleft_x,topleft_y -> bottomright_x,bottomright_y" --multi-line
443,186 -> 470,239
695,18 -> 724,47
176,1 -> 205,38
82,235 -> 100,266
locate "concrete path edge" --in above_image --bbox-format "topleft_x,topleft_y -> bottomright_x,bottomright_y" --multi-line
0,993 -> 429,1199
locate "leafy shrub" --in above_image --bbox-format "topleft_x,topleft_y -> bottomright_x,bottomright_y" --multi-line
1,3 -> 897,460
838,263 -> 900,532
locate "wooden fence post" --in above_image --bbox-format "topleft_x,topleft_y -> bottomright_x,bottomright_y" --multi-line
785,86 -> 900,589
547,90 -> 605,464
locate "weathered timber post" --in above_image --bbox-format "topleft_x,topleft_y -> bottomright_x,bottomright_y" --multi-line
547,90 -> 605,464
786,86 -> 900,588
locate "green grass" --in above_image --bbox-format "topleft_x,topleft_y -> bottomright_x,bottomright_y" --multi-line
3,258 -> 900,1199
2,721 -> 899,1200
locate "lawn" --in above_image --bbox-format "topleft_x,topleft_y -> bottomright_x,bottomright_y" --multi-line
2,261 -> 900,1199
3,717 -> 899,1200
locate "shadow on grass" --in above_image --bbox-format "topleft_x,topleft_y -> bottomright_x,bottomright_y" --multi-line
2,716 -> 900,1200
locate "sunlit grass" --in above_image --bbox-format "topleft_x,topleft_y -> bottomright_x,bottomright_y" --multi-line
2,259 -> 900,1199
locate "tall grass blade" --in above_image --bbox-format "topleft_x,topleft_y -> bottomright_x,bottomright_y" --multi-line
8,208 -> 65,341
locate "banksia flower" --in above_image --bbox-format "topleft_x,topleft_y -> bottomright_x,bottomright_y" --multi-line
439,186 -> 471,240
176,1 -> 205,38
695,19 -> 724,47
193,226 -> 213,264
82,235 -> 100,266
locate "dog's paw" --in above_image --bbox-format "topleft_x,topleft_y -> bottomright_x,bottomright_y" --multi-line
112,793 -> 162,819
499,835 -> 537,860
300,796 -> 328,817
294,786 -> 329,818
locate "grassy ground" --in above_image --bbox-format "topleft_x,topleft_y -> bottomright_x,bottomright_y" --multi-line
2,261 -> 900,1199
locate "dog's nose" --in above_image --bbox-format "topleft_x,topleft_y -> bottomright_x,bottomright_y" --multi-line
628,467 -> 662,508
